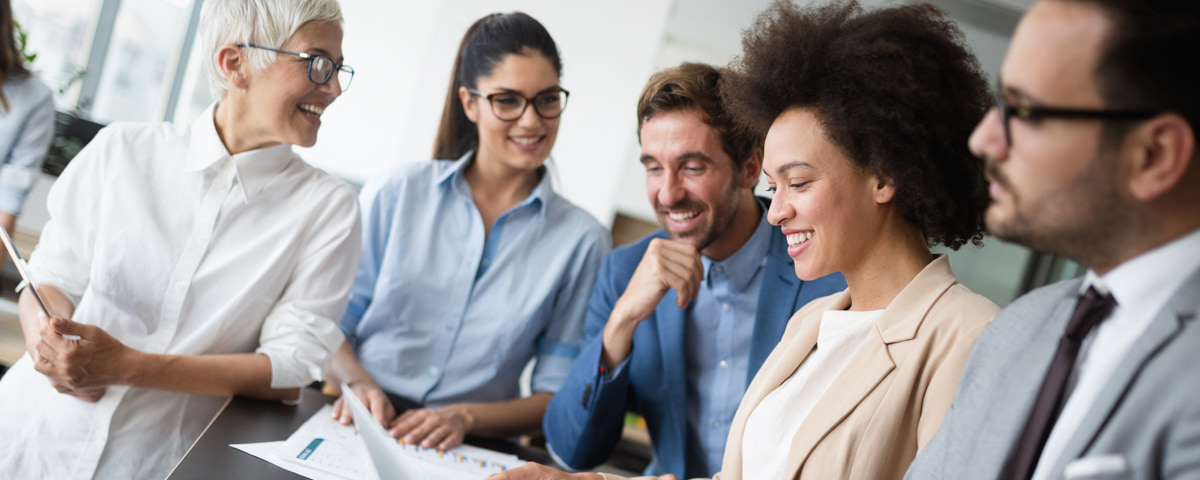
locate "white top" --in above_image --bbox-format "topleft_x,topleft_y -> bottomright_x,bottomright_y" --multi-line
0,104 -> 361,480
1032,227 -> 1200,480
741,308 -> 883,479
0,75 -> 55,214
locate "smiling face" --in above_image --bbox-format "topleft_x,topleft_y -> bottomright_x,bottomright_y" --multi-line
764,108 -> 889,281
640,109 -> 759,258
460,52 -> 561,174
238,20 -> 344,150
969,0 -> 1123,257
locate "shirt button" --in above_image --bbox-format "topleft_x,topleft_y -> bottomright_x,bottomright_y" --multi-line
195,234 -> 208,244
713,265 -> 722,273
712,421 -> 721,429
723,303 -> 731,311
428,366 -> 439,377
444,324 -> 454,332
174,281 -> 186,292
215,182 -> 229,192
719,360 -> 728,369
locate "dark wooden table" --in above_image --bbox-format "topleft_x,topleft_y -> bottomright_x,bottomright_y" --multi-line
166,387 -> 557,479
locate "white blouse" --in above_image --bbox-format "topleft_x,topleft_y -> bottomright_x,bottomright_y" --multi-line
0,105 -> 361,480
741,308 -> 883,479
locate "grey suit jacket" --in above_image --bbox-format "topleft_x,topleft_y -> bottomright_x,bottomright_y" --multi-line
906,265 -> 1200,480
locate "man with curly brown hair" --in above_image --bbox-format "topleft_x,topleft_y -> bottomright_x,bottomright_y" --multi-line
906,1 -> 1200,480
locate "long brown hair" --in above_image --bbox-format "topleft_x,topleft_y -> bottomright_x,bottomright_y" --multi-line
431,12 -> 562,160
0,0 -> 32,112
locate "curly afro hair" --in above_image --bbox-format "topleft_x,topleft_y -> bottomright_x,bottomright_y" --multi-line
721,0 -> 991,249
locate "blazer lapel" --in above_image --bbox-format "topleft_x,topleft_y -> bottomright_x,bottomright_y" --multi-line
782,256 -> 955,473
1047,268 -> 1200,476
784,327 -> 895,471
655,289 -> 691,475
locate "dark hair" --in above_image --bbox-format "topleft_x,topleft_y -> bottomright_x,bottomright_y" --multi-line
1,0 -> 32,111
637,62 -> 760,172
722,0 -> 991,249
1061,0 -> 1200,145
432,12 -> 562,160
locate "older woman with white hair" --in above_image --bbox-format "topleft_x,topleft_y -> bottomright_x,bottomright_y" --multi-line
0,0 -> 360,478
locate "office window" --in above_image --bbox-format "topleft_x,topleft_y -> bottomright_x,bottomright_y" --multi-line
90,0 -> 194,122
14,0 -> 202,123
12,0 -> 99,107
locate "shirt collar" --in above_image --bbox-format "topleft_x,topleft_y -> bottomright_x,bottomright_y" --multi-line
184,103 -> 295,200
703,202 -> 770,291
436,150 -> 550,215
1083,227 -> 1200,320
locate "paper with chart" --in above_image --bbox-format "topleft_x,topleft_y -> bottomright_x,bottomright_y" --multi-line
231,403 -> 521,480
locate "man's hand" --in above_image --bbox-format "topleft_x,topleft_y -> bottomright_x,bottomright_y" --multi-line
33,314 -> 137,401
601,238 -> 703,368
388,404 -> 475,450
331,382 -> 396,430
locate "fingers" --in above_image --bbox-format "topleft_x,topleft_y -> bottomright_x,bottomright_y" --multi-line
387,408 -> 467,449
48,379 -> 105,402
643,240 -> 704,307
331,398 -> 352,425
363,388 -> 395,427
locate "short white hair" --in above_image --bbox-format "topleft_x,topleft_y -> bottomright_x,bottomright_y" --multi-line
200,0 -> 343,99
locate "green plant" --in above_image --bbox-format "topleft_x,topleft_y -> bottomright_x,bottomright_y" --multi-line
13,19 -> 36,65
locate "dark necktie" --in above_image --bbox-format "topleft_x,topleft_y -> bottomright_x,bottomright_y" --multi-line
1003,286 -> 1118,480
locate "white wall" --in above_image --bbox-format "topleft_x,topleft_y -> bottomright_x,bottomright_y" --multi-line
298,0 -> 674,227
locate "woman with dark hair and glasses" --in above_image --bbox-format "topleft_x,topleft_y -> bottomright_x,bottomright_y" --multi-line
0,1 -> 359,478
329,11 -> 609,451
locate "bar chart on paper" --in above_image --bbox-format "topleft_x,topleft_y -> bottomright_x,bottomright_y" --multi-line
232,404 -> 521,480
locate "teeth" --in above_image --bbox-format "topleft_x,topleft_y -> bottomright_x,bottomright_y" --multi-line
668,211 -> 697,221
512,137 -> 541,146
786,232 -> 814,246
299,104 -> 324,116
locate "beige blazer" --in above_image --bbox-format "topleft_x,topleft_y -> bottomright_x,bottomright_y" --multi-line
713,255 -> 998,480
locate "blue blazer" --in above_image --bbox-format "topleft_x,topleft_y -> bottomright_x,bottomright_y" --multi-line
543,200 -> 846,479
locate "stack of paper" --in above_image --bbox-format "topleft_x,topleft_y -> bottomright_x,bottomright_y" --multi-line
232,404 -> 521,480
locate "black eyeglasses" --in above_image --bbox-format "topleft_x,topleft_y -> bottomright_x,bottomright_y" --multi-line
467,88 -> 570,121
237,44 -> 354,92
993,90 -> 1159,147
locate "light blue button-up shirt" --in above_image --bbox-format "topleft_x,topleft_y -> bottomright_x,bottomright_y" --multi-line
340,153 -> 610,406
686,206 -> 771,475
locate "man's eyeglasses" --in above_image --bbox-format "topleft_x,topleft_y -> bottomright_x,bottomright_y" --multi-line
237,44 -> 354,92
467,88 -> 570,121
993,90 -> 1159,147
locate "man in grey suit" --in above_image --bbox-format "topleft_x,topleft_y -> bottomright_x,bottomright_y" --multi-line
906,1 -> 1200,480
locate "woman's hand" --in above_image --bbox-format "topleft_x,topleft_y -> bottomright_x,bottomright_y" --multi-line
32,313 -> 138,400
388,404 -> 475,450
331,382 -> 395,429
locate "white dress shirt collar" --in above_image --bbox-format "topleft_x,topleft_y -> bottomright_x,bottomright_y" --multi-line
1083,227 -> 1200,322
183,103 -> 296,200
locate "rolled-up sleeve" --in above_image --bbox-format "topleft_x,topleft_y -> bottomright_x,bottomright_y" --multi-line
531,225 -> 611,393
258,183 -> 362,388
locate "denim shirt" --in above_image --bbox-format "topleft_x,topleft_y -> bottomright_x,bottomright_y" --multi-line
686,206 -> 772,475
340,152 -> 610,406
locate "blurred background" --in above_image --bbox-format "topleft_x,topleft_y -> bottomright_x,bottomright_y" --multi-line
9,0 -> 1083,311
